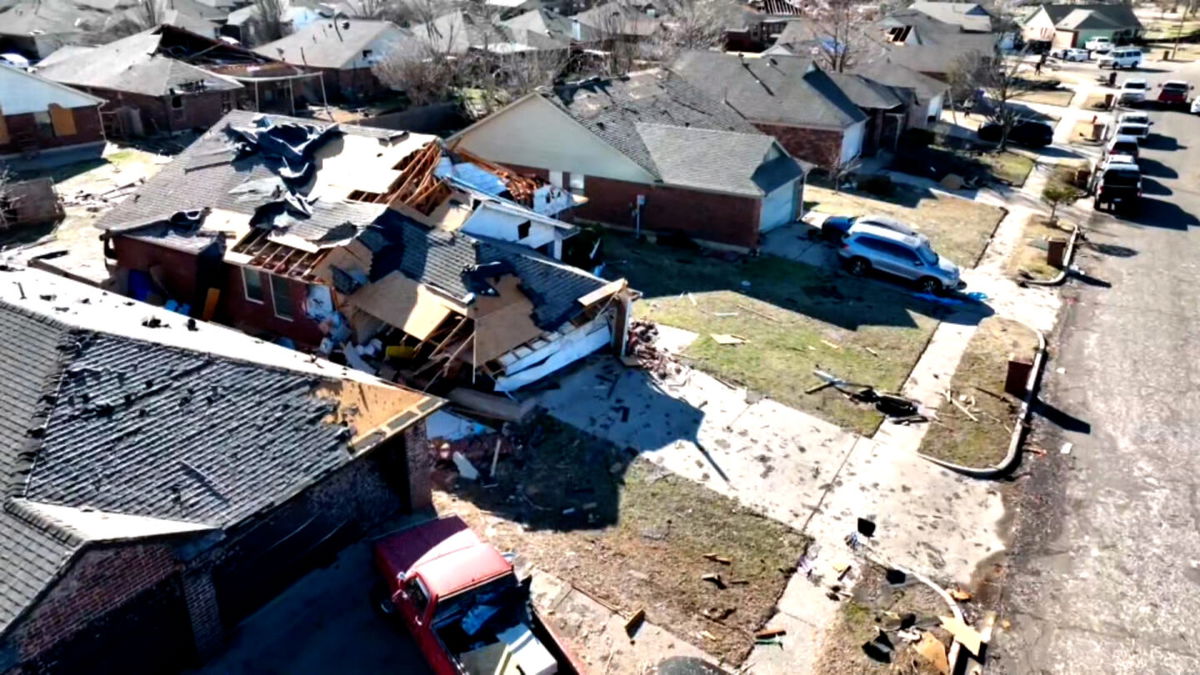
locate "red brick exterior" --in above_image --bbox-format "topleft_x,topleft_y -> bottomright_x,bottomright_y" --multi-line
754,122 -> 845,170
0,106 -> 104,156
502,164 -> 763,250
2,423 -> 430,674
79,86 -> 234,136
109,236 -> 324,348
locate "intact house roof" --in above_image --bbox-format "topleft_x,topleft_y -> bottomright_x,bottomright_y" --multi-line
1039,3 -> 1142,31
907,1 -> 993,32
98,110 -> 629,389
500,8 -> 603,47
825,72 -> 909,110
35,24 -> 304,98
254,19 -> 417,70
571,1 -> 661,37
410,10 -> 532,55
539,69 -> 807,197
671,51 -> 866,130
849,59 -> 948,101
0,265 -> 441,637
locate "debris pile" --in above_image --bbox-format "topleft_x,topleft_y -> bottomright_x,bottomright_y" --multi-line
625,320 -> 682,379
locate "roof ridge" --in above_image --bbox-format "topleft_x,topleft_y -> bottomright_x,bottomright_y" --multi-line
4,498 -> 84,547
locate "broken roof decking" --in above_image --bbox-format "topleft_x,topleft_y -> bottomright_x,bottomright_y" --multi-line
0,267 -> 441,636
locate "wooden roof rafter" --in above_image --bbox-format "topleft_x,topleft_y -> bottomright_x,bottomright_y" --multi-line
234,227 -> 328,280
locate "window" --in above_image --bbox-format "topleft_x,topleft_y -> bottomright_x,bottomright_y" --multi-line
242,267 -> 265,303
171,95 -> 184,109
549,170 -> 564,188
269,274 -> 294,320
517,221 -> 531,239
569,173 -> 585,195
33,111 -> 54,137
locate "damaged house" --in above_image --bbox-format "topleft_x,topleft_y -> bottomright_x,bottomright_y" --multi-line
449,69 -> 808,251
98,110 -> 634,395
0,266 -> 441,674
35,25 -> 321,137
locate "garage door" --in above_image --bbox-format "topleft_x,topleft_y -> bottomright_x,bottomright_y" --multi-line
759,180 -> 797,232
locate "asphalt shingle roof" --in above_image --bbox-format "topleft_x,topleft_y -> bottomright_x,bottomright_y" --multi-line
35,29 -> 243,97
547,69 -> 764,178
908,1 -> 993,32
254,19 -> 415,70
571,1 -> 661,36
635,123 -> 803,196
850,59 -> 948,100
671,51 -> 866,129
1041,3 -> 1141,30
826,72 -> 908,110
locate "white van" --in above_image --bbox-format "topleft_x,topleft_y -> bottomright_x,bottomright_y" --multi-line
1098,48 -> 1143,69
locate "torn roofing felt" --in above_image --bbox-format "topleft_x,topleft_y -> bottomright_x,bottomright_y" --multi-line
353,210 -> 609,330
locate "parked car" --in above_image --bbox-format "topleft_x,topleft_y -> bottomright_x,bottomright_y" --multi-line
1085,36 -> 1113,52
838,223 -> 963,294
1118,78 -> 1149,104
373,517 -> 582,675
1053,47 -> 1089,61
1157,80 -> 1191,107
1090,155 -> 1141,213
1113,121 -> 1151,142
1106,138 -> 1140,159
1117,111 -> 1152,127
821,214 -> 920,242
1098,48 -> 1143,69
1191,97 -> 1200,114
977,120 -> 1054,148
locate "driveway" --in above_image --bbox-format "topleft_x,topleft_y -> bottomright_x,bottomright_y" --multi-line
191,528 -> 432,675
993,58 -> 1200,673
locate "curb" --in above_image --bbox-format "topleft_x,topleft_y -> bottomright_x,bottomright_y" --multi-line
1022,222 -> 1081,286
918,323 -> 1048,479
860,551 -> 968,670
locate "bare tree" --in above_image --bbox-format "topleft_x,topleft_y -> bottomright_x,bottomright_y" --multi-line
810,0 -> 880,73
253,0 -> 289,43
0,167 -> 14,231
648,0 -> 728,62
347,0 -> 422,24
133,0 -> 165,28
950,48 -> 1034,151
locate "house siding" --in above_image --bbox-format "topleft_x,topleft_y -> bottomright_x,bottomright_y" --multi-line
0,107 -> 104,156
77,87 -> 233,137
754,122 -> 845,170
1,422 -> 432,675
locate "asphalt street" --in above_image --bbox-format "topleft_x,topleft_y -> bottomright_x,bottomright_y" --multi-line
993,60 -> 1200,673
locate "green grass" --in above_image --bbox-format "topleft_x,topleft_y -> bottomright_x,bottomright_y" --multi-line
606,234 -> 945,434
443,416 -> 808,665
805,185 -> 1006,267
919,318 -> 1039,468
977,151 -> 1036,187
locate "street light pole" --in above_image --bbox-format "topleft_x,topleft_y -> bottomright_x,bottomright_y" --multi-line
1172,3 -> 1188,61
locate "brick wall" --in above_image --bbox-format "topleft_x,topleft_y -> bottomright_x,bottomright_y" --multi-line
754,122 -> 844,170
499,164 -> 763,250
83,87 -> 232,136
404,419 -> 433,511
0,106 -> 104,156
12,543 -> 181,663
109,235 -> 325,348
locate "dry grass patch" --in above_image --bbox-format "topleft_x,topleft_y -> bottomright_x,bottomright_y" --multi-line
1013,89 -> 1076,107
437,416 -> 809,666
1008,216 -> 1073,281
919,318 -> 1039,468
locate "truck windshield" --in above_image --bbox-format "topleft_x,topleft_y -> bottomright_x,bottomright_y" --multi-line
1164,83 -> 1188,93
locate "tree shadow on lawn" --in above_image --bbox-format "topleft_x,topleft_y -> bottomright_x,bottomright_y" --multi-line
602,234 -> 993,332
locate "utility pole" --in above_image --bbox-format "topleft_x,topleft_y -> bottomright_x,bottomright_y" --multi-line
1172,4 -> 1187,60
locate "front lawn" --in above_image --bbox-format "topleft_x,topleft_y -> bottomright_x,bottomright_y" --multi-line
603,234 -> 944,435
1008,215 -> 1073,281
805,185 -> 1007,267
437,416 -> 808,666
919,318 -> 1039,468
1013,89 -> 1076,107
976,151 -> 1036,187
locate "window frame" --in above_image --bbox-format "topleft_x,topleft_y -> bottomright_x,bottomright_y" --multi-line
32,111 -> 55,137
241,266 -> 265,304
268,273 -> 295,321
568,172 -> 586,195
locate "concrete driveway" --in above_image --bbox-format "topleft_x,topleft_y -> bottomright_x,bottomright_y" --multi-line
191,532 -> 432,675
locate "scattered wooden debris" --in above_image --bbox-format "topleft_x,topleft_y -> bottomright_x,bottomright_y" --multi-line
949,588 -> 973,601
624,608 -> 646,638
820,339 -> 841,350
703,553 -> 732,565
755,628 -> 787,640
701,573 -> 727,589
1060,442 -> 1073,455
914,632 -> 950,674
736,303 -> 779,322
939,615 -> 984,655
710,334 -> 748,345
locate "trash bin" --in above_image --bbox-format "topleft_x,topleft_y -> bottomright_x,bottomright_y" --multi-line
1164,49 -> 1171,61
1047,237 -> 1068,269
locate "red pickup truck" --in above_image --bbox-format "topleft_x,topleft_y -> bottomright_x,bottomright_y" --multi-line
373,517 -> 582,675
1157,80 -> 1191,107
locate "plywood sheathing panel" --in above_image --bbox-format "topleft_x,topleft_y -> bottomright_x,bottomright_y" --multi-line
348,271 -> 464,341
314,379 -> 436,447
471,275 -> 544,364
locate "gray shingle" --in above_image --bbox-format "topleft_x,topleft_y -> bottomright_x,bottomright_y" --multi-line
670,51 -> 867,129
826,72 -> 908,110
635,123 -> 778,197
547,69 -> 763,178
254,20 -> 417,69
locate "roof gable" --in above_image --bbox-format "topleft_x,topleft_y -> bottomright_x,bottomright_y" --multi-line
0,64 -> 102,124
255,19 -> 413,69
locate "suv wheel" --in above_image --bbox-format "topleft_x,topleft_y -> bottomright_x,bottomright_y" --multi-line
846,257 -> 870,276
917,277 -> 942,294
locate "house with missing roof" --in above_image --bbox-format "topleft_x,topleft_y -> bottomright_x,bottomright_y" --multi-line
875,8 -> 998,81
0,64 -> 106,168
0,266 -> 441,674
1021,4 -> 1143,49
97,110 -> 633,396
671,51 -> 869,170
450,70 -> 808,251
36,25 -> 318,137
253,19 -> 417,101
